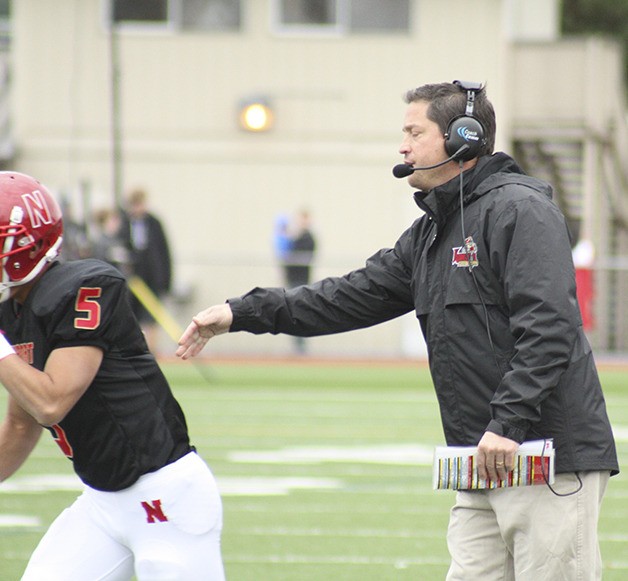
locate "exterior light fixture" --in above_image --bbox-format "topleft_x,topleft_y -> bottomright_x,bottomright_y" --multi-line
239,98 -> 274,132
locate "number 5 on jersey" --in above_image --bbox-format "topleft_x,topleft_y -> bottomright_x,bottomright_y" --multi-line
74,287 -> 102,330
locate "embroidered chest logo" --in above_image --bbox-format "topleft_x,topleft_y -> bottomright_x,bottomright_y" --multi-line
452,236 -> 479,269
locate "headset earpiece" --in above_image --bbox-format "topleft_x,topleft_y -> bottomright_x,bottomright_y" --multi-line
444,116 -> 485,161
444,80 -> 487,162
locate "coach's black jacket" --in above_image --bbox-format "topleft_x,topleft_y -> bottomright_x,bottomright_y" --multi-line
229,152 -> 619,475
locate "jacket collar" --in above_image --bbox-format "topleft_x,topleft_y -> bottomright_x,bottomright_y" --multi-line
413,152 -> 525,224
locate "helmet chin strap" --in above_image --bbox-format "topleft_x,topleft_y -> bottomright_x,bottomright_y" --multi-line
0,235 -> 63,303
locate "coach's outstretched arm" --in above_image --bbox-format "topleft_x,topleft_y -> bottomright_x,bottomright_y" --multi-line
176,303 -> 233,359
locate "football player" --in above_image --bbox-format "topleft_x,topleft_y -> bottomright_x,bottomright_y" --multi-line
0,172 -> 225,580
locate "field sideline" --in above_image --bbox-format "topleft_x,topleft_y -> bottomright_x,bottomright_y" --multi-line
0,358 -> 626,580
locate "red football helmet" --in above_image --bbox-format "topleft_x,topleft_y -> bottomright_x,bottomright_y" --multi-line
0,172 -> 63,302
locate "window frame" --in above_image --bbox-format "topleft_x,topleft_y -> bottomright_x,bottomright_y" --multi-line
105,0 -> 241,33
270,0 -> 348,37
270,0 -> 410,37
106,0 -> 175,32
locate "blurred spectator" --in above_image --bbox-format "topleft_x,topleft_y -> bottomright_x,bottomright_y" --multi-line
59,198 -> 91,261
285,209 -> 316,289
120,188 -> 172,353
91,207 -> 132,277
273,213 -> 292,286
273,214 -> 291,258
284,209 -> 317,354
572,238 -> 595,331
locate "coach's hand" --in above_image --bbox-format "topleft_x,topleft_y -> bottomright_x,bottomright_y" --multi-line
176,304 -> 233,360
476,431 -> 519,482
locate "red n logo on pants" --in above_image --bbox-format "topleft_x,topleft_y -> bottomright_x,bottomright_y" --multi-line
141,499 -> 169,523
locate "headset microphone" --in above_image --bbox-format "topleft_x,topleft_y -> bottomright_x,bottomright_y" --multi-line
392,144 -> 470,178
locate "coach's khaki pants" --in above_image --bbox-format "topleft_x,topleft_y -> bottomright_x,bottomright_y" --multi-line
446,471 -> 610,581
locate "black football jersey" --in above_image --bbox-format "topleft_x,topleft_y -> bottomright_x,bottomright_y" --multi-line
0,259 -> 192,491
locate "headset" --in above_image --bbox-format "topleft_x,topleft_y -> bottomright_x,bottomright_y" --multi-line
444,80 -> 487,162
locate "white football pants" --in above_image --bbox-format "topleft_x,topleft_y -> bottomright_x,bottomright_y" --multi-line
22,452 -> 225,581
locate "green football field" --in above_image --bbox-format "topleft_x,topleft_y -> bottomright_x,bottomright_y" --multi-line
0,360 -> 626,580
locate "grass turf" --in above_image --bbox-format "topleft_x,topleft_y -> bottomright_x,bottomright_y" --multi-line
0,360 -> 626,580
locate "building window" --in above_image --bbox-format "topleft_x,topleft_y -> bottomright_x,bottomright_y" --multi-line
110,0 -> 241,31
112,0 -> 168,24
281,0 -> 337,26
0,0 -> 10,43
180,0 -> 241,30
273,0 -> 410,35
350,0 -> 409,33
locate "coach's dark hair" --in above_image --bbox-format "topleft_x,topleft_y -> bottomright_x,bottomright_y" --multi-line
404,82 -> 496,157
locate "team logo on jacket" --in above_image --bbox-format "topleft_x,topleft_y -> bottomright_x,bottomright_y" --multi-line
452,236 -> 479,269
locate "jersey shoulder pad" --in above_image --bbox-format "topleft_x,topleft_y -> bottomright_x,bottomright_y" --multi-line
30,259 -> 126,318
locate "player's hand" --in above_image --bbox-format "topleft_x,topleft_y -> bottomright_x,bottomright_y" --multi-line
176,304 -> 233,360
476,431 -> 519,482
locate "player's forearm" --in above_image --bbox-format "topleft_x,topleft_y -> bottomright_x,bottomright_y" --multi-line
0,403 -> 42,482
0,355 -> 62,426
0,334 -> 53,424
0,336 -> 99,426
0,336 -> 54,425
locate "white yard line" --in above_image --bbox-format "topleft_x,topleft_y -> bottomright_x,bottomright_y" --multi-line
224,554 -> 450,567
0,515 -> 41,528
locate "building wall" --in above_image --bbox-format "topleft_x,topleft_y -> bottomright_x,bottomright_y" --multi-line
11,0 -> 521,357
